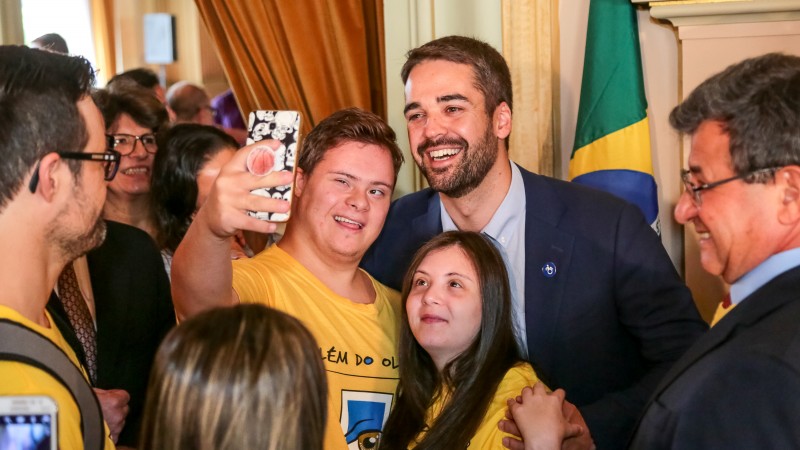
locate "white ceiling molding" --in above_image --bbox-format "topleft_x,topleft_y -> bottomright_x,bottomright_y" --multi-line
631,0 -> 800,26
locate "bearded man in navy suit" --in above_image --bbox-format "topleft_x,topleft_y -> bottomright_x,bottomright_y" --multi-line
361,36 -> 707,449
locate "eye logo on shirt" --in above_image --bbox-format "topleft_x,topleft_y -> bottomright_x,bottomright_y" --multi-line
341,391 -> 393,450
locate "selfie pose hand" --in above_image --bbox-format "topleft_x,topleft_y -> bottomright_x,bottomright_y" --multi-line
172,141 -> 293,319
197,141 -> 293,239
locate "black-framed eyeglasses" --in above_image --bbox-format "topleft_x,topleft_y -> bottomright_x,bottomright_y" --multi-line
681,167 -> 782,206
28,150 -> 122,193
109,133 -> 157,156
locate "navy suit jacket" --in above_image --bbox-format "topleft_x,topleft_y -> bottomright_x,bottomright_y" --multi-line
362,165 -> 707,449
47,220 -> 175,447
629,266 -> 800,449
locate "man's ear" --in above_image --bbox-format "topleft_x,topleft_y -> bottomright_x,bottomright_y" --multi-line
294,168 -> 306,198
493,101 -> 512,140
31,153 -> 64,202
777,166 -> 800,225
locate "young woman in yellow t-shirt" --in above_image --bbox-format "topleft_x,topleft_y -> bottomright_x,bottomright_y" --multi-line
382,231 -> 544,449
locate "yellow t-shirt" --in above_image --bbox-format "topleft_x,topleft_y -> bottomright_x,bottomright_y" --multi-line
0,305 -> 115,450
414,363 -> 540,449
233,245 -> 401,450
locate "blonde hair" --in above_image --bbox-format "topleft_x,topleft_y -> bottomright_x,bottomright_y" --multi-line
139,304 -> 327,450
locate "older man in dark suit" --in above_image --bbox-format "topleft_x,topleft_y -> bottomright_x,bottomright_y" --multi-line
629,52 -> 800,448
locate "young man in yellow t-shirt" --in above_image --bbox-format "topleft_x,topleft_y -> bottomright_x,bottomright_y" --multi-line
172,108 -> 405,450
0,46 -> 116,450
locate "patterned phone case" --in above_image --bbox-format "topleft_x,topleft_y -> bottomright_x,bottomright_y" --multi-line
246,110 -> 301,222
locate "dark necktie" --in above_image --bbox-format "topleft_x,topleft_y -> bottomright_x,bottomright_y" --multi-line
58,263 -> 97,384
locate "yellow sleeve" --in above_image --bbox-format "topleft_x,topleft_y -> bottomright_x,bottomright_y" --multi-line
469,364 -> 541,449
0,362 -> 116,450
231,257 -> 272,305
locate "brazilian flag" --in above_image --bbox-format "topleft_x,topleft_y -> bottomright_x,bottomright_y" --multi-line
569,0 -> 660,234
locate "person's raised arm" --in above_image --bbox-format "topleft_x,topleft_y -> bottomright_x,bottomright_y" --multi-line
171,142 -> 293,320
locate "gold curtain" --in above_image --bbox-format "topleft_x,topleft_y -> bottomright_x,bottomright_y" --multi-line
0,0 -> 24,46
90,0 -> 116,83
194,0 -> 386,134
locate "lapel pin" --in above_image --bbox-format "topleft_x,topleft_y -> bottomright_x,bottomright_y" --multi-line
542,262 -> 557,278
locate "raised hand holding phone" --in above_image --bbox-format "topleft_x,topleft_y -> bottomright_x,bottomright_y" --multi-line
172,126 -> 295,321
194,141 -> 293,240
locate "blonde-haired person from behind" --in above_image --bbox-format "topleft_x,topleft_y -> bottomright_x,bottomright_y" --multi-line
138,304 -> 327,450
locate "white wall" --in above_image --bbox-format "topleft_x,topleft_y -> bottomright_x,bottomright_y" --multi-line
383,0 -> 502,198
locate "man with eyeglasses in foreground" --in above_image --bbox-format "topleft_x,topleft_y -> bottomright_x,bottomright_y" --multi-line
43,88 -> 175,448
43,158 -> 175,450
629,53 -> 800,448
0,45 -> 116,449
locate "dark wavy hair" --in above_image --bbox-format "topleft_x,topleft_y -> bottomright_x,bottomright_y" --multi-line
401,35 -> 513,115
93,84 -> 168,133
107,68 -> 160,90
0,45 -> 95,212
671,53 -> 800,180
150,124 -> 238,252
382,231 -> 521,450
139,304 -> 327,450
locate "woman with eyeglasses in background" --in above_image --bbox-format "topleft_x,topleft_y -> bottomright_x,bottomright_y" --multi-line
92,84 -> 169,239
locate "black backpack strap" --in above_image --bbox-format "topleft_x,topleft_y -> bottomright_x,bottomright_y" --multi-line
0,319 -> 105,450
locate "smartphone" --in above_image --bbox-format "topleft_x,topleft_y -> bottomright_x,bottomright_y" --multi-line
245,110 -> 301,222
0,396 -> 57,450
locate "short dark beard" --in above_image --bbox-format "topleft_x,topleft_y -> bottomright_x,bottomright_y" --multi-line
52,175 -> 108,261
56,217 -> 107,261
416,123 -> 498,199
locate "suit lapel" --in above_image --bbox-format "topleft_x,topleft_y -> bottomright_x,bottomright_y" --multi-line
649,266 -> 800,400
647,306 -> 739,398
519,168 -> 574,375
524,222 -> 574,374
629,266 -> 800,442
86,224 -> 132,376
412,191 -> 444,237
